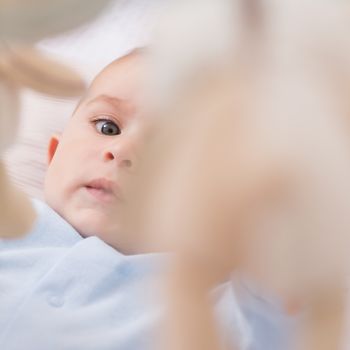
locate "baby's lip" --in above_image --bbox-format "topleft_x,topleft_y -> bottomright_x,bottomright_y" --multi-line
85,178 -> 124,202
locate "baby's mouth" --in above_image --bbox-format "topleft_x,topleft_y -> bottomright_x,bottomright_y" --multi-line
85,186 -> 113,202
84,178 -> 122,203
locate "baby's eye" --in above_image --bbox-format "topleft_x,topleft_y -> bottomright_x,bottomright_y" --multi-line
94,119 -> 121,136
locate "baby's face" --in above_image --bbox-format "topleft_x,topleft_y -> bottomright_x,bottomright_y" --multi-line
44,53 -> 145,252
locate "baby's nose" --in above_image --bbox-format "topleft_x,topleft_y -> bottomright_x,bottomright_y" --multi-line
103,140 -> 135,169
104,151 -> 133,168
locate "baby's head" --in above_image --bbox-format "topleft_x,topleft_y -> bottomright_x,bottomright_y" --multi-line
44,49 -> 145,253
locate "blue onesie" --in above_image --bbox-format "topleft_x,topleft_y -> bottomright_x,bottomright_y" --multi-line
0,199 -> 253,350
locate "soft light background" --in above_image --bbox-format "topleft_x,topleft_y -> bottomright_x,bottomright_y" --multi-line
4,0 -> 163,200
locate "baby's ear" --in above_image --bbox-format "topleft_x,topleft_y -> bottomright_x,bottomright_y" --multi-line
47,134 -> 61,164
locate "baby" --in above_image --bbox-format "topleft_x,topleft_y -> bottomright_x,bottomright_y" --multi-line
0,50 -> 290,350
44,48 -> 146,254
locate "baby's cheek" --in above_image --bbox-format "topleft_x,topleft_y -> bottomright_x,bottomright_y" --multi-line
70,146 -> 100,168
44,186 -> 66,227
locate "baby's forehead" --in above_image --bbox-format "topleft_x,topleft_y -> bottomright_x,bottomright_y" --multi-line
91,52 -> 143,88
90,58 -> 142,96
72,52 -> 144,117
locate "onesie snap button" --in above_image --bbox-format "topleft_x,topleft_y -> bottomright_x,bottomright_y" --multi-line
47,295 -> 64,308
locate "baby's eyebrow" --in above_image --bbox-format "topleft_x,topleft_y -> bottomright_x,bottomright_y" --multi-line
72,94 -> 127,119
86,94 -> 125,109
84,94 -> 136,118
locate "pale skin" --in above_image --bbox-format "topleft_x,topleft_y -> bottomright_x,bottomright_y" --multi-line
43,51 -> 238,349
44,51 -> 147,254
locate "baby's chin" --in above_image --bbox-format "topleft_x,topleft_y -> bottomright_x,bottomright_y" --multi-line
64,206 -> 122,247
